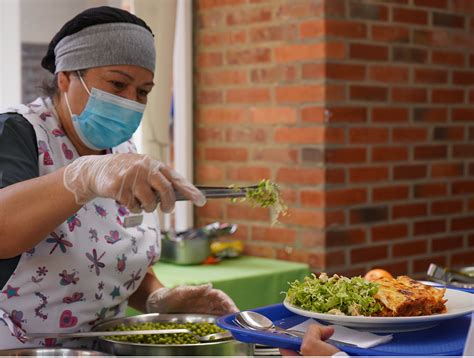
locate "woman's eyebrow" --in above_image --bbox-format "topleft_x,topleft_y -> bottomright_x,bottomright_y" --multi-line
107,70 -> 154,86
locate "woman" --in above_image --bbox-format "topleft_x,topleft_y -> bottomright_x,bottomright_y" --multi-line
0,6 -> 236,349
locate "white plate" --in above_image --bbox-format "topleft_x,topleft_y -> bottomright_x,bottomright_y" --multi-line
283,288 -> 474,332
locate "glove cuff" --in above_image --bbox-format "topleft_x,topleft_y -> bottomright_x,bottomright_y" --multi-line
145,287 -> 170,313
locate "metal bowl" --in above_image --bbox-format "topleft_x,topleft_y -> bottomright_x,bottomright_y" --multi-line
0,348 -> 108,356
93,313 -> 252,356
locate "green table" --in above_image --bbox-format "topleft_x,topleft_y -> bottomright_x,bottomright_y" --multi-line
128,256 -> 310,314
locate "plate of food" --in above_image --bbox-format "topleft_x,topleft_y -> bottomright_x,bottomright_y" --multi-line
283,272 -> 474,332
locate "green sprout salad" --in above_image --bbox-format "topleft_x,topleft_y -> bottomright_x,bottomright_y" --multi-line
285,273 -> 383,316
231,179 -> 288,225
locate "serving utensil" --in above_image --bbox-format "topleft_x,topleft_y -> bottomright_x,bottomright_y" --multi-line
26,329 -> 232,342
235,311 -> 305,338
427,263 -> 474,288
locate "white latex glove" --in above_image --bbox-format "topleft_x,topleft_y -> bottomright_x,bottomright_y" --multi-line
145,283 -> 239,316
63,153 -> 206,213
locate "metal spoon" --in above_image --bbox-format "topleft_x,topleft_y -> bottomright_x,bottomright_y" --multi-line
235,311 -> 305,338
26,329 -> 232,342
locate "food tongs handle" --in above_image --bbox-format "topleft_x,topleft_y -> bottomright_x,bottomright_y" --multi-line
426,263 -> 474,284
174,185 -> 258,201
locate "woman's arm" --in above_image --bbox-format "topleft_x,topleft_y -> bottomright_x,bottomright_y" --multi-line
128,267 -> 164,312
0,167 -> 82,258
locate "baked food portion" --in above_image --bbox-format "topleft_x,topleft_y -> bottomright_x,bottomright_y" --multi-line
373,275 -> 447,317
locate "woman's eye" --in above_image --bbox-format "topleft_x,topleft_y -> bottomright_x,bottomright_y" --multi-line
111,81 -> 126,90
138,89 -> 150,97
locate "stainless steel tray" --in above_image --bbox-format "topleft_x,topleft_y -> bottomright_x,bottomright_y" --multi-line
93,313 -> 252,356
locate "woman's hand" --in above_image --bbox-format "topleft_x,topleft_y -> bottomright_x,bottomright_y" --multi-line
145,284 -> 239,316
280,324 -> 342,356
63,153 -> 205,213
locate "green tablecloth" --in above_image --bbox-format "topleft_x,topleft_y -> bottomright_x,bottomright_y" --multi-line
128,256 -> 310,315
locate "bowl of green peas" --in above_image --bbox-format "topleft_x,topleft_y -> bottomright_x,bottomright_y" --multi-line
93,313 -> 252,356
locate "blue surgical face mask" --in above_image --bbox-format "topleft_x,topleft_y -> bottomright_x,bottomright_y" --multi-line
64,72 -> 145,150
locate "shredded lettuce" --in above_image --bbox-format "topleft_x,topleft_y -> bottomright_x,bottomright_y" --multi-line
285,273 -> 383,316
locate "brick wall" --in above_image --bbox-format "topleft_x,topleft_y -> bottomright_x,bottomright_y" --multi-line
193,0 -> 474,277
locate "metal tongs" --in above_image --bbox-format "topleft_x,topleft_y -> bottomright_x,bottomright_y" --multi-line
176,185 -> 257,201
426,263 -> 474,288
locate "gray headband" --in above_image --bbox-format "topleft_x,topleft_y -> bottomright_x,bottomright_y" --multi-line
54,23 -> 155,74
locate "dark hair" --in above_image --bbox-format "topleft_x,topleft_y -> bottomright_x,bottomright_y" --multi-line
41,6 -> 153,74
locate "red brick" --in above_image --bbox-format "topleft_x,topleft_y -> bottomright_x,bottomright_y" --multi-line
431,163 -> 464,178
197,108 -> 248,125
372,107 -> 409,123
226,166 -> 271,182
432,200 -> 463,215
432,50 -> 465,67
227,203 -> 270,222
453,0 -> 474,14
197,52 -> 223,67
452,216 -> 474,231
198,70 -> 247,86
326,107 -> 367,123
226,88 -> 270,103
393,203 -> 427,219
301,190 -> 325,208
393,165 -> 427,180
299,19 -> 323,38
414,68 -> 448,83
433,126 -> 465,141
326,210 -> 345,226
414,183 -> 448,198
196,128 -> 223,142
326,148 -> 366,164
275,42 -> 345,63
350,43 -> 388,61
453,71 -> 474,85
326,229 -> 366,247
196,11 -> 225,30
302,63 -> 325,79
414,145 -> 447,160
350,85 -> 388,101
326,188 -> 367,206
393,128 -> 428,142
276,85 -> 328,103
302,107 -> 325,123
349,2 -> 388,21
226,128 -> 267,143
453,108 -> 474,122
453,180 -> 474,195
452,250 -> 474,266
243,244 -> 275,258
373,185 -> 409,202
326,63 -> 366,81
279,208 -> 324,228
327,168 -> 346,184
393,240 -> 427,257
392,87 -> 428,103
253,148 -> 298,164
371,25 -> 410,42
226,48 -> 271,65
197,89 -> 223,104
250,24 -> 298,43
350,206 -> 388,224
251,226 -> 296,244
432,89 -> 464,104
198,30 -> 246,47
414,0 -> 447,8
351,246 -> 388,264
281,188 -> 298,206
349,167 -> 389,183
414,219 -> 446,236
226,7 -> 272,25
195,200 -> 225,219
433,12 -> 465,29
393,8 -> 428,25
196,164 -> 225,183
276,1 -> 325,19
251,66 -> 297,83
274,127 -> 325,144
393,46 -> 428,63
204,147 -> 248,161
276,167 -> 324,185
413,108 -> 447,122
324,20 -> 367,39
197,0 -> 246,10
372,224 -> 408,241
250,107 -> 297,125
349,128 -> 389,144
369,66 -> 409,83
372,146 -> 408,162
453,144 -> 474,158
432,235 -> 464,252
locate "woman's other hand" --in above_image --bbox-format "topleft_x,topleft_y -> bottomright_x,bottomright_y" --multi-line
280,324 -> 342,356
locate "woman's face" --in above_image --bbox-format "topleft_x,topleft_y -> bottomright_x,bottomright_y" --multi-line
56,65 -> 154,155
